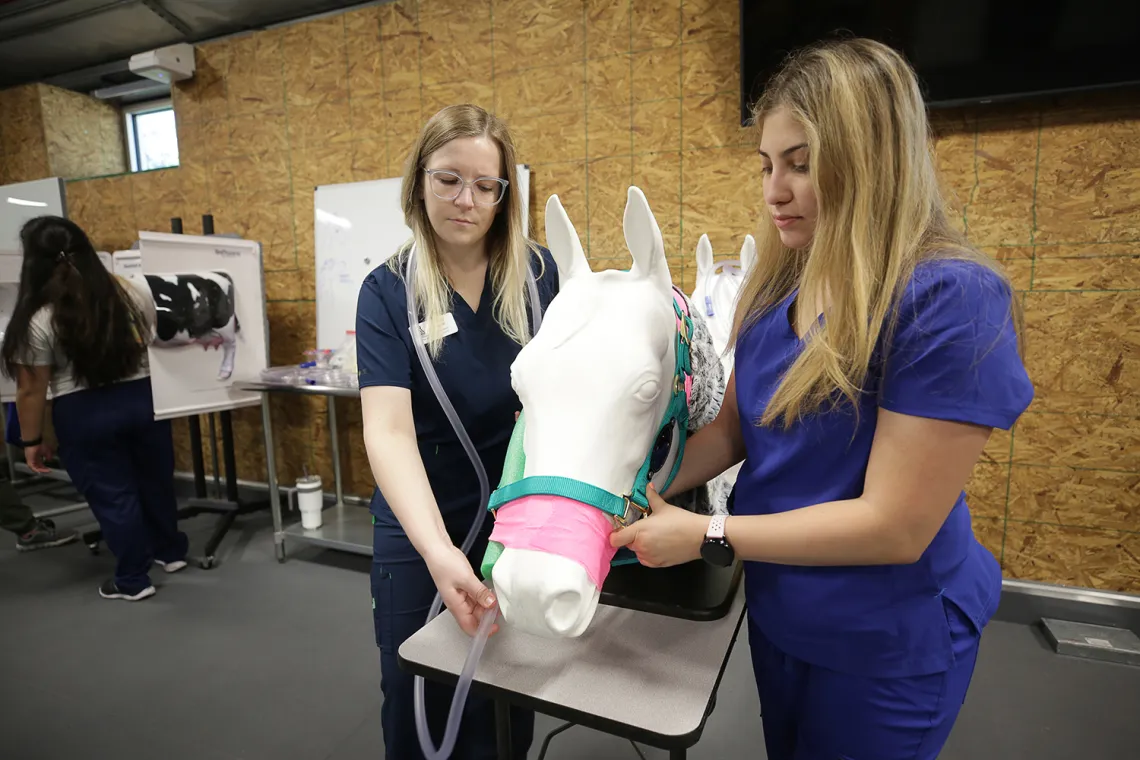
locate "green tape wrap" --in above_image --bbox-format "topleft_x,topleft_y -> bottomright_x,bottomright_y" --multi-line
480,412 -> 527,580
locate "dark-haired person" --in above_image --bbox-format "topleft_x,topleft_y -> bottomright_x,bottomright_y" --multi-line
0,480 -> 78,550
1,216 -> 189,601
0,402 -> 77,551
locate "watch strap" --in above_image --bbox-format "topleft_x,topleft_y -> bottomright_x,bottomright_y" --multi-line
706,514 -> 726,541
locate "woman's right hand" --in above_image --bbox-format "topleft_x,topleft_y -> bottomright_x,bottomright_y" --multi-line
425,544 -> 501,637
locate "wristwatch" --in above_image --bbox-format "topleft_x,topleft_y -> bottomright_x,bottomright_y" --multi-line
700,515 -> 735,567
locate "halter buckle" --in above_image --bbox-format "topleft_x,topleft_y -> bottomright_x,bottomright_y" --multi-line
612,494 -> 651,529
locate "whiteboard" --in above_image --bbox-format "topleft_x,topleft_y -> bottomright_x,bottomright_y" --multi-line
314,165 -> 530,352
0,178 -> 66,250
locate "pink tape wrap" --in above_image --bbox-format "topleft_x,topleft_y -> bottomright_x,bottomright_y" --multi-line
488,494 -> 618,590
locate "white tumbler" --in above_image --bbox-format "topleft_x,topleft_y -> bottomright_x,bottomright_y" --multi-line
296,475 -> 324,530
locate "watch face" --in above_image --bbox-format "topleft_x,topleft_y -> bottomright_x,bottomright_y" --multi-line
701,539 -> 733,567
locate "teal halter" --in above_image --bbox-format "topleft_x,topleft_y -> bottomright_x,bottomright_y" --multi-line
481,286 -> 694,579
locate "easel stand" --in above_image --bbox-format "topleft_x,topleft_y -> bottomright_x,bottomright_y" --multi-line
82,215 -> 269,569
174,404 -> 264,568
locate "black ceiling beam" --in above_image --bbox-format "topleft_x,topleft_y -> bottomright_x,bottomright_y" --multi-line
138,0 -> 190,38
0,0 -> 69,23
0,0 -> 135,44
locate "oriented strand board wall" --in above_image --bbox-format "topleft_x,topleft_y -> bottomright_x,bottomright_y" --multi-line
0,84 -> 125,182
38,84 -> 127,179
934,106 -> 1140,593
0,84 -> 51,184
56,0 -> 1140,593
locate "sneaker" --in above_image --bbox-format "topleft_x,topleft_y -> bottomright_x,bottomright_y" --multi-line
98,579 -> 156,601
16,518 -> 78,552
155,559 -> 187,573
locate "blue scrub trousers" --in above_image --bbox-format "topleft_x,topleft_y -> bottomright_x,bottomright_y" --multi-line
372,517 -> 535,760
52,378 -> 188,593
749,601 -> 980,760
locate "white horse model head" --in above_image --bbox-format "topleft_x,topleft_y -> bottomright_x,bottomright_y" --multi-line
690,233 -> 756,383
484,187 -> 712,639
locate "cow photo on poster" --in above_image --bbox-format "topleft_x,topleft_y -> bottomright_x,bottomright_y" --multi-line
135,231 -> 269,421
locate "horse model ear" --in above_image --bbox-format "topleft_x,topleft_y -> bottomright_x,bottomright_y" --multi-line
696,234 -> 713,277
740,234 -> 757,274
544,194 -> 590,286
624,186 -> 672,295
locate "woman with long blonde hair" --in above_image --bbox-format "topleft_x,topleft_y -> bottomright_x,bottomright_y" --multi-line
611,38 -> 1033,758
356,104 -> 557,759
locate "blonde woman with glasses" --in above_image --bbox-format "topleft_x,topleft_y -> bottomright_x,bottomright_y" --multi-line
356,104 -> 557,759
610,38 -> 1034,759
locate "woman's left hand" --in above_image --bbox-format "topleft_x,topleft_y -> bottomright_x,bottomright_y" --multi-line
609,485 -> 707,568
24,443 -> 53,474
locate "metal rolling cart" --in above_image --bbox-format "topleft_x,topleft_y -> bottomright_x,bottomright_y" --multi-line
234,380 -> 371,561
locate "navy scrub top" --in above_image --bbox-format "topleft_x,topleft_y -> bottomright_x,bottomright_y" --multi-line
355,245 -> 559,530
733,258 -> 1034,679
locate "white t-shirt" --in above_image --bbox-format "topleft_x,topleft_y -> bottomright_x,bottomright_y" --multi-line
23,276 -> 155,398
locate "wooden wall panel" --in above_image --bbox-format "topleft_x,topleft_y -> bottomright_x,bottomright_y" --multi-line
36,0 -> 1137,592
493,0 -> 584,69
587,0 -> 630,58
967,115 -> 1037,246
631,0 -> 680,50
0,84 -> 50,183
38,84 -> 127,179
1034,106 -> 1140,244
65,175 -> 137,250
419,0 -> 493,87
1003,522 -> 1140,591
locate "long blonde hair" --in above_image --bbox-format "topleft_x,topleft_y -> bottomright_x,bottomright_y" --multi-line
390,104 -> 541,358
732,37 -> 1021,427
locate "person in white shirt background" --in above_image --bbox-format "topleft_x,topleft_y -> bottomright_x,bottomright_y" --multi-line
1,215 -> 189,601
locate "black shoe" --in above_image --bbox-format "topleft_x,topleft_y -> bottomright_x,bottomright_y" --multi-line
98,579 -> 156,601
15,518 -> 78,552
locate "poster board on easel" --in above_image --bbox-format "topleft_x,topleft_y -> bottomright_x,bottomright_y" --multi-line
0,178 -> 66,404
313,164 -> 530,352
137,231 -> 269,421
0,251 -> 21,403
113,250 -> 142,274
0,178 -> 66,250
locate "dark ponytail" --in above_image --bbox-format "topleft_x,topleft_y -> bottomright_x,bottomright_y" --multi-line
1,216 -> 147,388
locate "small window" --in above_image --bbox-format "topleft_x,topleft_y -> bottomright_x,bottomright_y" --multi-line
124,99 -> 180,172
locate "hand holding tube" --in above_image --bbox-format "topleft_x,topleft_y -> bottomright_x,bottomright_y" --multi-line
425,543 -> 501,637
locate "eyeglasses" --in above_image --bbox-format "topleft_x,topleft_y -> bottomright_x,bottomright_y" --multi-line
424,169 -> 509,206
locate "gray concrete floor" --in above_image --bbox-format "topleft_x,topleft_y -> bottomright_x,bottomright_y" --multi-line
1,488 -> 1138,759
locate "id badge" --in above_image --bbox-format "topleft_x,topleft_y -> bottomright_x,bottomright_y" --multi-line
414,312 -> 459,343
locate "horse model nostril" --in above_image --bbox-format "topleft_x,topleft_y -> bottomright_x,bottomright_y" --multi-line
543,589 -> 584,635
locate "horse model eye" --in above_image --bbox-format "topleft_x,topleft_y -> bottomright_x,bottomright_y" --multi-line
634,378 -> 660,403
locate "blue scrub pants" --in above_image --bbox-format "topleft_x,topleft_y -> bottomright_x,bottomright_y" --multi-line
372,517 -> 535,760
749,601 -> 980,760
52,378 -> 188,593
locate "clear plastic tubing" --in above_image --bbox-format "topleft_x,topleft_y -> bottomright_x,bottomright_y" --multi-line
404,241 -> 542,760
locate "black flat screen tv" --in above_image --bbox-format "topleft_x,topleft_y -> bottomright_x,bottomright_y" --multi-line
740,0 -> 1140,125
